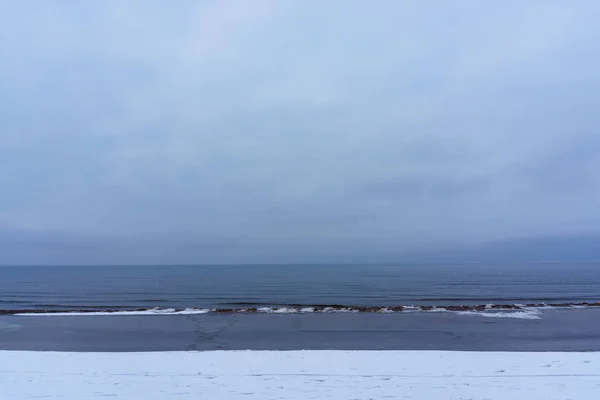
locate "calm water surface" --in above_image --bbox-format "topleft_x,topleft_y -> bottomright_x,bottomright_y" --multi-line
1,263 -> 599,311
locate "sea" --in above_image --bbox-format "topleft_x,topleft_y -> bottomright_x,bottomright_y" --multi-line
1,263 -> 600,352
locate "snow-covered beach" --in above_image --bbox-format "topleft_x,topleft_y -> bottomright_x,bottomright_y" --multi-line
1,350 -> 599,399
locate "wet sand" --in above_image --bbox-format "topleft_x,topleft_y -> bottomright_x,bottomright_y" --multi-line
2,307 -> 600,352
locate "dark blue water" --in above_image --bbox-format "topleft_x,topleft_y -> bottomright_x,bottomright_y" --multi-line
1,263 -> 599,311
3,263 -> 600,351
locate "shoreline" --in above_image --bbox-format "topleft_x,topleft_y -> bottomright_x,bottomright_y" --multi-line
3,300 -> 600,316
4,308 -> 600,352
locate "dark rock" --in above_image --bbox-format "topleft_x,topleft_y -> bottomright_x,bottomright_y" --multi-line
214,308 -> 235,313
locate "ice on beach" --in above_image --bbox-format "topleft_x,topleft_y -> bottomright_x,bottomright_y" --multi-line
1,350 -> 599,399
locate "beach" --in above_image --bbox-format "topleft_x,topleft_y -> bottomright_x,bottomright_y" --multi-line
3,265 -> 600,397
3,308 -> 600,352
2,350 -> 599,399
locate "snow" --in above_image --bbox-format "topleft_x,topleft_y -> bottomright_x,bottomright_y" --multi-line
2,351 -> 599,399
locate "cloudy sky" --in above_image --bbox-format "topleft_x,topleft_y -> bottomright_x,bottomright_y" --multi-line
1,1 -> 600,264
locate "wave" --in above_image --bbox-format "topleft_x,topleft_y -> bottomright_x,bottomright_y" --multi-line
12,308 -> 212,316
4,301 -> 600,317
455,309 -> 542,320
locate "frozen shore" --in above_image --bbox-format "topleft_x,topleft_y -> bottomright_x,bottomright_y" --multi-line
1,350 -> 599,399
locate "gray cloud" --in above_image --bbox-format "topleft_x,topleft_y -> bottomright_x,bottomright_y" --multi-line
1,1 -> 600,264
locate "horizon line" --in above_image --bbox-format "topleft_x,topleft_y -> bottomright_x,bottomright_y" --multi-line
1,260 -> 600,267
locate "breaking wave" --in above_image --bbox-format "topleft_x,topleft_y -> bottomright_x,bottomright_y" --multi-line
5,301 -> 600,317
455,309 -> 542,320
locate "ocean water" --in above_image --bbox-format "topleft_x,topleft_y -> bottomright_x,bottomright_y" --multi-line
1,263 -> 599,312
2,263 -> 600,351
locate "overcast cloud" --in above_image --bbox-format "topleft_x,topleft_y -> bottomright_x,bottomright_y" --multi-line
1,0 -> 600,264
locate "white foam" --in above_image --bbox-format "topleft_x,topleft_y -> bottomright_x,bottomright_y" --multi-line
423,307 -> 449,313
401,305 -> 419,313
254,307 -> 296,313
253,307 -> 358,313
324,307 -> 359,313
13,306 -> 552,317
176,308 -> 213,315
271,308 -> 299,314
15,308 -> 213,317
254,307 -> 314,314
456,309 -> 542,320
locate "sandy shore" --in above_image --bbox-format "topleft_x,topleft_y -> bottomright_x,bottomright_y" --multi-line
1,350 -> 599,399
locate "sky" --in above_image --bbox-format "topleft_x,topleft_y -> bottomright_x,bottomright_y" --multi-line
1,1 -> 600,264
